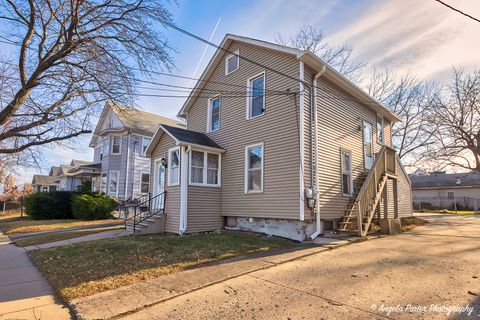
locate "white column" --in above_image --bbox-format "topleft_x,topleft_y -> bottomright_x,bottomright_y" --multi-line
179,145 -> 189,234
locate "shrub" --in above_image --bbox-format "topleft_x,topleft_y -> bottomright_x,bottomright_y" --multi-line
24,192 -> 75,220
72,194 -> 116,220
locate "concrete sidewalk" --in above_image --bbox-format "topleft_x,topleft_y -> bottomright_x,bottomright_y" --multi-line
0,232 -> 71,320
70,239 -> 361,320
23,228 -> 131,251
9,221 -> 125,241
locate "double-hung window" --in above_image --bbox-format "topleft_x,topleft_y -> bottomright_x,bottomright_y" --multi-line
111,136 -> 121,155
168,147 -> 180,186
208,96 -> 220,132
190,151 -> 204,184
245,143 -> 263,193
248,73 -> 265,119
140,172 -> 150,193
102,139 -> 109,158
101,172 -> 107,193
225,49 -> 239,75
377,115 -> 384,144
142,137 -> 151,155
108,170 -> 119,197
189,150 -> 220,186
341,149 -> 353,196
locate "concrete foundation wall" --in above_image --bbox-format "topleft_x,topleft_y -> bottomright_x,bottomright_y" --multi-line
234,217 -> 315,242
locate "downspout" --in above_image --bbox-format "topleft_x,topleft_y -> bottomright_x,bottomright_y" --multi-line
124,131 -> 131,200
309,65 -> 327,240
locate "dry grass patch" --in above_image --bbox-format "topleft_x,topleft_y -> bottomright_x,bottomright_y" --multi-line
401,216 -> 428,231
28,232 -> 292,301
0,215 -> 121,235
14,225 -> 124,247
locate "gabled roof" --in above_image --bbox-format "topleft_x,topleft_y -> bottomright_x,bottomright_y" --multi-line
178,34 -> 401,122
31,175 -> 59,186
49,166 -> 61,177
146,125 -> 224,156
411,172 -> 480,189
70,159 -> 93,167
89,102 -> 185,147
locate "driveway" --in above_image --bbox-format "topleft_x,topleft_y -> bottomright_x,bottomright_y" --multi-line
120,214 -> 480,320
0,232 -> 71,320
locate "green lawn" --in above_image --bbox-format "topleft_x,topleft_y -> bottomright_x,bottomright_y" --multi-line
0,211 -> 121,235
29,232 -> 292,301
14,225 -> 124,247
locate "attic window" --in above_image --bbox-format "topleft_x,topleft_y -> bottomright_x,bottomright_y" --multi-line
225,49 -> 239,75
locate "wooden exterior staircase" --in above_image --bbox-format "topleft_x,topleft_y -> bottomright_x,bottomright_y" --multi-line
338,146 -> 398,236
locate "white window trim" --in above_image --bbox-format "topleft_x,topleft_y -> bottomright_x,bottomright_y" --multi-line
246,71 -> 266,120
377,115 -> 384,145
108,170 -> 120,197
244,142 -> 264,194
167,146 -> 180,186
225,49 -> 239,75
111,136 -> 122,155
341,149 -> 353,197
207,95 -> 221,133
188,150 -> 221,187
138,171 -> 150,194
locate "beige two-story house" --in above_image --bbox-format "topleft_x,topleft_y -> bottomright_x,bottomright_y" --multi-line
141,34 -> 413,241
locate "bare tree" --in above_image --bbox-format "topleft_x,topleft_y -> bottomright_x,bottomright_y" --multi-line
0,0 -> 175,156
366,69 -> 441,169
275,25 -> 365,82
427,69 -> 480,172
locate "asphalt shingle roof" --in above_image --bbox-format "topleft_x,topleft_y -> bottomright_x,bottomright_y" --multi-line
162,125 -> 223,150
111,103 -> 181,135
32,175 -> 58,186
411,172 -> 480,189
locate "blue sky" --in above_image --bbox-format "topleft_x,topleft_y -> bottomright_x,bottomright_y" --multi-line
2,0 -> 479,183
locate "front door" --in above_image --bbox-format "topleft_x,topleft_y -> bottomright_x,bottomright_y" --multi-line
153,160 -> 165,210
363,120 -> 374,170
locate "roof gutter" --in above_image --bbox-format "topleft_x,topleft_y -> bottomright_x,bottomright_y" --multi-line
308,65 -> 326,240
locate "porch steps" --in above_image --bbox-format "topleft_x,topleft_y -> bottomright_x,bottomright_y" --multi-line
126,212 -> 165,235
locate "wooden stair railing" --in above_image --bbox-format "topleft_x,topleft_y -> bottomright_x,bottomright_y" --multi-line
338,146 -> 397,236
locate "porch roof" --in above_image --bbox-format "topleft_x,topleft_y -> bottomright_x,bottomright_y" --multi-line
146,125 -> 224,155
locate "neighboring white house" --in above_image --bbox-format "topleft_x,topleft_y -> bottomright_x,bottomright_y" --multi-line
88,102 -> 184,201
411,171 -> 480,210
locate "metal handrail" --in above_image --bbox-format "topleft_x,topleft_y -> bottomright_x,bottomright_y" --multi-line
122,191 -> 167,232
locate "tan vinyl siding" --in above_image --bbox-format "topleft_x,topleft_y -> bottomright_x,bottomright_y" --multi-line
186,41 -> 301,220
187,186 -> 222,233
396,157 -> 413,217
379,157 -> 413,218
312,74 -> 383,219
149,133 -> 180,233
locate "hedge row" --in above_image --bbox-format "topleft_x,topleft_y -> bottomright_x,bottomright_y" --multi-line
24,192 -> 117,220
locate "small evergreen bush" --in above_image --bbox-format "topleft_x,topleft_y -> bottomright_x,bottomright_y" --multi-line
72,194 -> 116,220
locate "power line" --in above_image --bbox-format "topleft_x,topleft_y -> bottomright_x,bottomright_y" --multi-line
433,0 -> 480,23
